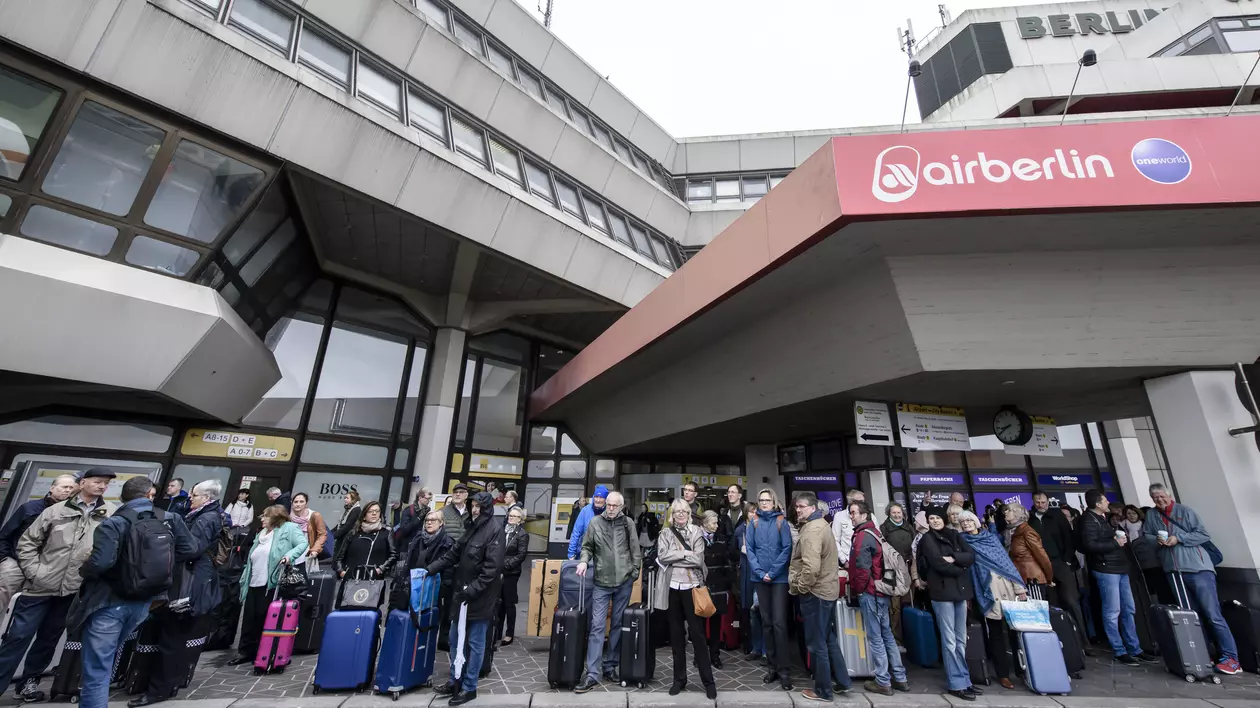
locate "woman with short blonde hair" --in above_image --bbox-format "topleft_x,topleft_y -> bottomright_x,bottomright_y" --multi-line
653,498 -> 716,697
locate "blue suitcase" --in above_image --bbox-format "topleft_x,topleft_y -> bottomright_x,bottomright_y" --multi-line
902,606 -> 940,667
1017,630 -> 1072,696
313,609 -> 379,693
375,609 -> 438,698
410,572 -> 441,614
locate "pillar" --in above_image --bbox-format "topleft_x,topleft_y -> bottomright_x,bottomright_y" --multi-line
745,444 -> 782,503
1103,419 -> 1154,507
864,469 -> 891,523
413,327 -> 467,495
1145,371 -> 1260,605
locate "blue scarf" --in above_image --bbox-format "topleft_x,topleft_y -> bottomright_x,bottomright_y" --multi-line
962,528 -> 1024,615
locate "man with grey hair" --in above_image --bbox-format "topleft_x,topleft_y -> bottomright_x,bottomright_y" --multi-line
574,490 -> 641,692
0,474 -> 77,612
266,486 -> 291,512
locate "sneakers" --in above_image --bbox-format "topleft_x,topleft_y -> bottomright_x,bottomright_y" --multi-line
1135,653 -> 1160,664
1217,658 -> 1243,675
799,689 -> 828,701
574,677 -> 598,694
863,680 -> 893,696
1115,654 -> 1140,666
18,678 -> 43,703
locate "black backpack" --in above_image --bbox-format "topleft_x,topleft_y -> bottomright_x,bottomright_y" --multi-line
115,507 -> 175,599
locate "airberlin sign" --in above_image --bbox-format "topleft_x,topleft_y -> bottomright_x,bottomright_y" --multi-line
831,115 -> 1260,216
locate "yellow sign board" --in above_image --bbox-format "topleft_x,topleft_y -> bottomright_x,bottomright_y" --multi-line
180,429 -> 295,462
896,403 -> 966,417
682,474 -> 746,489
467,454 -> 524,478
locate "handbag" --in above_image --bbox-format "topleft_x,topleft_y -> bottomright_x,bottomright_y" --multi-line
277,561 -> 307,600
669,527 -> 717,618
1158,509 -> 1223,566
339,567 -> 386,610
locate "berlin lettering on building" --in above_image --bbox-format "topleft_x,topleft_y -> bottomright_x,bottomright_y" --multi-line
1016,9 -> 1163,39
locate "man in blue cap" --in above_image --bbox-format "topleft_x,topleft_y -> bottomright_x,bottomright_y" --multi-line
567,485 -> 608,560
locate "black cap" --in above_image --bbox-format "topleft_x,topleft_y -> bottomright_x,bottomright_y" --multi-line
80,467 -> 117,480
452,483 -> 469,493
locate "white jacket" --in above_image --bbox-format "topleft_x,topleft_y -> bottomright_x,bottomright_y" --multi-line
225,501 -> 254,528
832,512 -> 853,568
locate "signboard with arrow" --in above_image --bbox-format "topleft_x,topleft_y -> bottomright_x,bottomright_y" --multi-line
1003,416 -> 1063,457
854,401 -> 894,446
895,403 -> 971,450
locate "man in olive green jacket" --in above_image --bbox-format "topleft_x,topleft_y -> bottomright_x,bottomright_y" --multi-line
575,491 -> 641,692
788,492 -> 850,700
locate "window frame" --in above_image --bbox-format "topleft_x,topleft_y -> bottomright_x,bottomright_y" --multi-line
226,0 -> 297,56
489,138 -> 524,186
296,20 -> 353,88
354,57 -> 404,117
523,159 -> 556,205
413,0 -> 451,30
554,178 -> 584,220
407,88 -> 450,145
450,114 -> 489,165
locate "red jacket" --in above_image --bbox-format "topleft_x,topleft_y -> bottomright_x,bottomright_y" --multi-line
848,520 -> 885,596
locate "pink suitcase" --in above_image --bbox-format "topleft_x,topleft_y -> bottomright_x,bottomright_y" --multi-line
255,586 -> 299,675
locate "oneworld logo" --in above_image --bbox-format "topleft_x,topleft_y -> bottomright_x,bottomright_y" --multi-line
872,145 -> 1115,203
1131,138 -> 1191,184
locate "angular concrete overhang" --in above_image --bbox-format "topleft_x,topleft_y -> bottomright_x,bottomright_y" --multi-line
531,113 -> 1260,455
0,235 -> 281,422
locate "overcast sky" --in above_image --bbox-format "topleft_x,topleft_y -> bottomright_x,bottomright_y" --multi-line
517,0 -> 1052,137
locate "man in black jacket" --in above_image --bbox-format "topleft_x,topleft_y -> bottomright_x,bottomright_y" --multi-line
1079,490 -> 1157,667
417,492 -> 504,706
0,474 -> 77,610
1029,492 -> 1091,654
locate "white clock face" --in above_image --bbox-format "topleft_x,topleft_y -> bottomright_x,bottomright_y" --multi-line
993,410 -> 1025,443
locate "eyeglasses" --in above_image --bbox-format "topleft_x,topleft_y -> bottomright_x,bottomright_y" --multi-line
758,498 -> 773,504
794,503 -> 811,510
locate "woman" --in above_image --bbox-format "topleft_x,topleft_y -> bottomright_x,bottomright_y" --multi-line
332,491 -> 363,543
333,501 -> 397,584
224,489 -> 253,528
909,510 -> 931,605
389,511 -> 455,611
735,502 -> 764,661
1005,502 -> 1054,589
701,510 -> 734,670
653,499 -> 716,698
1122,505 -> 1144,541
959,510 -> 1026,690
918,506 -> 980,701
636,503 -> 660,554
881,502 -> 916,641
947,504 -> 964,531
290,492 -> 328,561
498,506 -> 529,646
230,505 -> 308,665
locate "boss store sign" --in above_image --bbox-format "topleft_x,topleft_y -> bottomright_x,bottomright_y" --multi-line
1017,8 -> 1162,39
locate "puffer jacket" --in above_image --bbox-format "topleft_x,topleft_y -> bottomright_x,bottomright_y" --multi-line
789,512 -> 840,601
918,528 -> 976,603
1080,510 -> 1129,575
1008,523 -> 1054,585
425,507 -> 504,621
652,522 -> 706,612
578,512 -> 641,589
703,526 -> 737,594
17,496 -> 114,597
745,509 -> 792,584
178,500 -> 225,616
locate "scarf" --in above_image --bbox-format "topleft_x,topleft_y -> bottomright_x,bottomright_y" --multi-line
421,527 -> 438,543
340,502 -> 360,527
360,520 -> 383,533
1123,518 -> 1143,541
292,509 -> 310,533
962,527 -> 1025,615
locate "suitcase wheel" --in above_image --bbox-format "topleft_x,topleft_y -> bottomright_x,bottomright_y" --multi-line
1185,675 -> 1196,683
548,682 -> 556,689
1072,672 -> 1083,680
392,692 -> 401,701
312,685 -> 321,694
1211,676 -> 1222,685
70,697 -> 79,705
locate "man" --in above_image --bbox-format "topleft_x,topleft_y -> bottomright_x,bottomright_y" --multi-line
417,492 -> 504,706
393,487 -> 433,549
71,476 -> 195,708
574,491 -> 641,692
0,468 -> 114,702
720,485 -> 744,537
265,486 -> 291,512
567,485 -> 609,559
849,501 -> 909,697
1142,483 -> 1241,675
130,480 -> 224,706
830,489 -> 866,580
788,492 -> 850,701
503,490 -> 522,515
1028,491 -> 1091,654
1079,489 -> 1157,667
745,488 -> 793,691
443,484 -> 472,545
0,474 -> 77,613
159,478 -> 190,517
879,502 -> 915,642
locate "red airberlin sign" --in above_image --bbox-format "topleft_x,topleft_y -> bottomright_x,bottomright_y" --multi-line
831,115 -> 1260,216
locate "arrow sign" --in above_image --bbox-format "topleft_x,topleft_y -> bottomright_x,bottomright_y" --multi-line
1005,416 -> 1064,457
861,433 -> 889,442
854,401 -> 895,447
901,425 -> 910,434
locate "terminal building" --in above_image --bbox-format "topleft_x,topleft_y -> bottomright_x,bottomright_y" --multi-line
0,0 -> 1258,600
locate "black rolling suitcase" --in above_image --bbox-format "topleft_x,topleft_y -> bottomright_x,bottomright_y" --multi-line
1150,571 -> 1220,684
49,632 -> 84,703
966,622 -> 991,686
620,571 -> 656,688
1033,584 -> 1086,679
295,567 -> 336,654
547,578 -> 588,689
1223,599 -> 1260,674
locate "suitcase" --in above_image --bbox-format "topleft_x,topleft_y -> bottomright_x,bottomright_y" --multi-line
837,600 -> 875,678
1150,572 -> 1220,684
547,579 -> 589,689
1031,584 -> 1085,679
901,606 -> 940,668
558,560 -> 595,609
206,573 -> 243,651
295,569 -> 337,654
1223,599 -> 1260,674
1129,567 -> 1160,656
121,622 -> 161,694
48,632 -> 84,702
412,573 -> 441,613
619,570 -> 656,688
313,609 -> 380,692
966,622 -> 991,686
254,586 -> 299,675
375,608 -> 438,698
1016,630 -> 1072,695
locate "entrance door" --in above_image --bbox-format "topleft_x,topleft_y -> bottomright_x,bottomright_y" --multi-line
226,468 -> 283,528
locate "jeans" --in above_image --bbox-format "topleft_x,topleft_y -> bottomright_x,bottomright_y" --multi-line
81,601 -> 150,708
0,594 -> 74,688
932,600 -> 970,691
859,594 -> 906,687
1094,571 -> 1141,657
448,615 -> 489,692
800,595 -> 850,698
586,578 -> 634,681
1177,570 -> 1238,662
755,582 -> 791,677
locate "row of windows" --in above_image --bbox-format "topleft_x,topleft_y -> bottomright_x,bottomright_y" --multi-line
181,0 -> 681,270
684,173 -> 789,204
1157,15 -> 1260,57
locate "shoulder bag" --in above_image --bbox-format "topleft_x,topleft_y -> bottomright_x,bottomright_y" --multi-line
669,527 -> 716,617
1158,509 -> 1223,566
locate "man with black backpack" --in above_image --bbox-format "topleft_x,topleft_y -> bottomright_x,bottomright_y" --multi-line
69,476 -> 195,708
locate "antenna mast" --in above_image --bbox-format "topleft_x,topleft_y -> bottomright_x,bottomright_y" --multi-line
538,0 -> 554,28
939,4 -> 952,28
897,18 -> 916,57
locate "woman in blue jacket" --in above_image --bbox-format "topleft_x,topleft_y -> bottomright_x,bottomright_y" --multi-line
744,488 -> 794,690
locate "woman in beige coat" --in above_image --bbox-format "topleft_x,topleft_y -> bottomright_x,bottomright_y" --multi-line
654,498 -> 716,698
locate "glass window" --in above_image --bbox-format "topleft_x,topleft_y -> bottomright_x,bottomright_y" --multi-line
1219,19 -> 1247,30
555,179 -> 581,217
518,70 -> 543,99
243,314 -> 325,429
527,460 -> 554,478
1188,25 -> 1214,46
848,440 -> 885,466
0,415 -> 173,451
125,235 -> 199,276
686,179 -> 712,202
570,106 -> 593,135
592,125 -> 613,150
536,347 -> 573,387
1161,41 -> 1187,57
1225,28 -> 1260,52
0,193 -> 10,217
524,160 -> 554,203
632,152 -> 649,173
613,140 -> 632,162
190,0 -> 221,11
487,43 -> 516,79
20,205 -> 118,256
415,0 -> 449,28
594,459 -> 616,479
239,218 -> 295,285
648,235 -> 670,264
908,449 -> 964,469
42,102 -> 164,216
395,344 -> 428,440
469,331 -> 530,362
1185,37 -> 1224,55
559,460 -> 586,479
627,223 -> 652,256
298,26 -> 351,85
581,194 -> 607,231
811,440 -> 843,470
307,323 -> 408,438
229,0 -> 294,50
408,91 -> 447,141
560,434 -> 581,455
742,175 -> 768,199
293,471 -> 384,519
357,62 -> 401,114
144,140 -> 264,243
451,117 -> 486,163
544,86 -> 569,117
454,358 -> 477,447
715,178 -> 739,200
530,426 -> 558,455
966,436 -> 1028,468
472,360 -> 523,452
489,139 -> 522,184
770,174 -> 787,189
223,183 -> 285,265
607,212 -> 631,245
0,67 -> 62,182
453,19 -> 484,54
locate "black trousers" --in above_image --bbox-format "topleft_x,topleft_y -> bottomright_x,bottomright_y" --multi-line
668,589 -> 714,687
1051,560 -> 1090,646
237,585 -> 270,659
983,617 -> 1012,680
1142,567 -> 1176,606
755,582 -> 791,677
437,583 -> 454,651
498,573 -> 520,639
147,613 -> 209,698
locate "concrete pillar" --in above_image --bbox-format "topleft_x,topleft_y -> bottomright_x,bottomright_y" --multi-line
864,469 -> 891,523
413,327 -> 467,494
1103,419 -> 1154,507
1145,371 -> 1260,604
745,444 -> 782,504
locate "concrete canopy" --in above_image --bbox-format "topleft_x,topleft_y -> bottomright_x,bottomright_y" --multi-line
531,115 -> 1260,455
